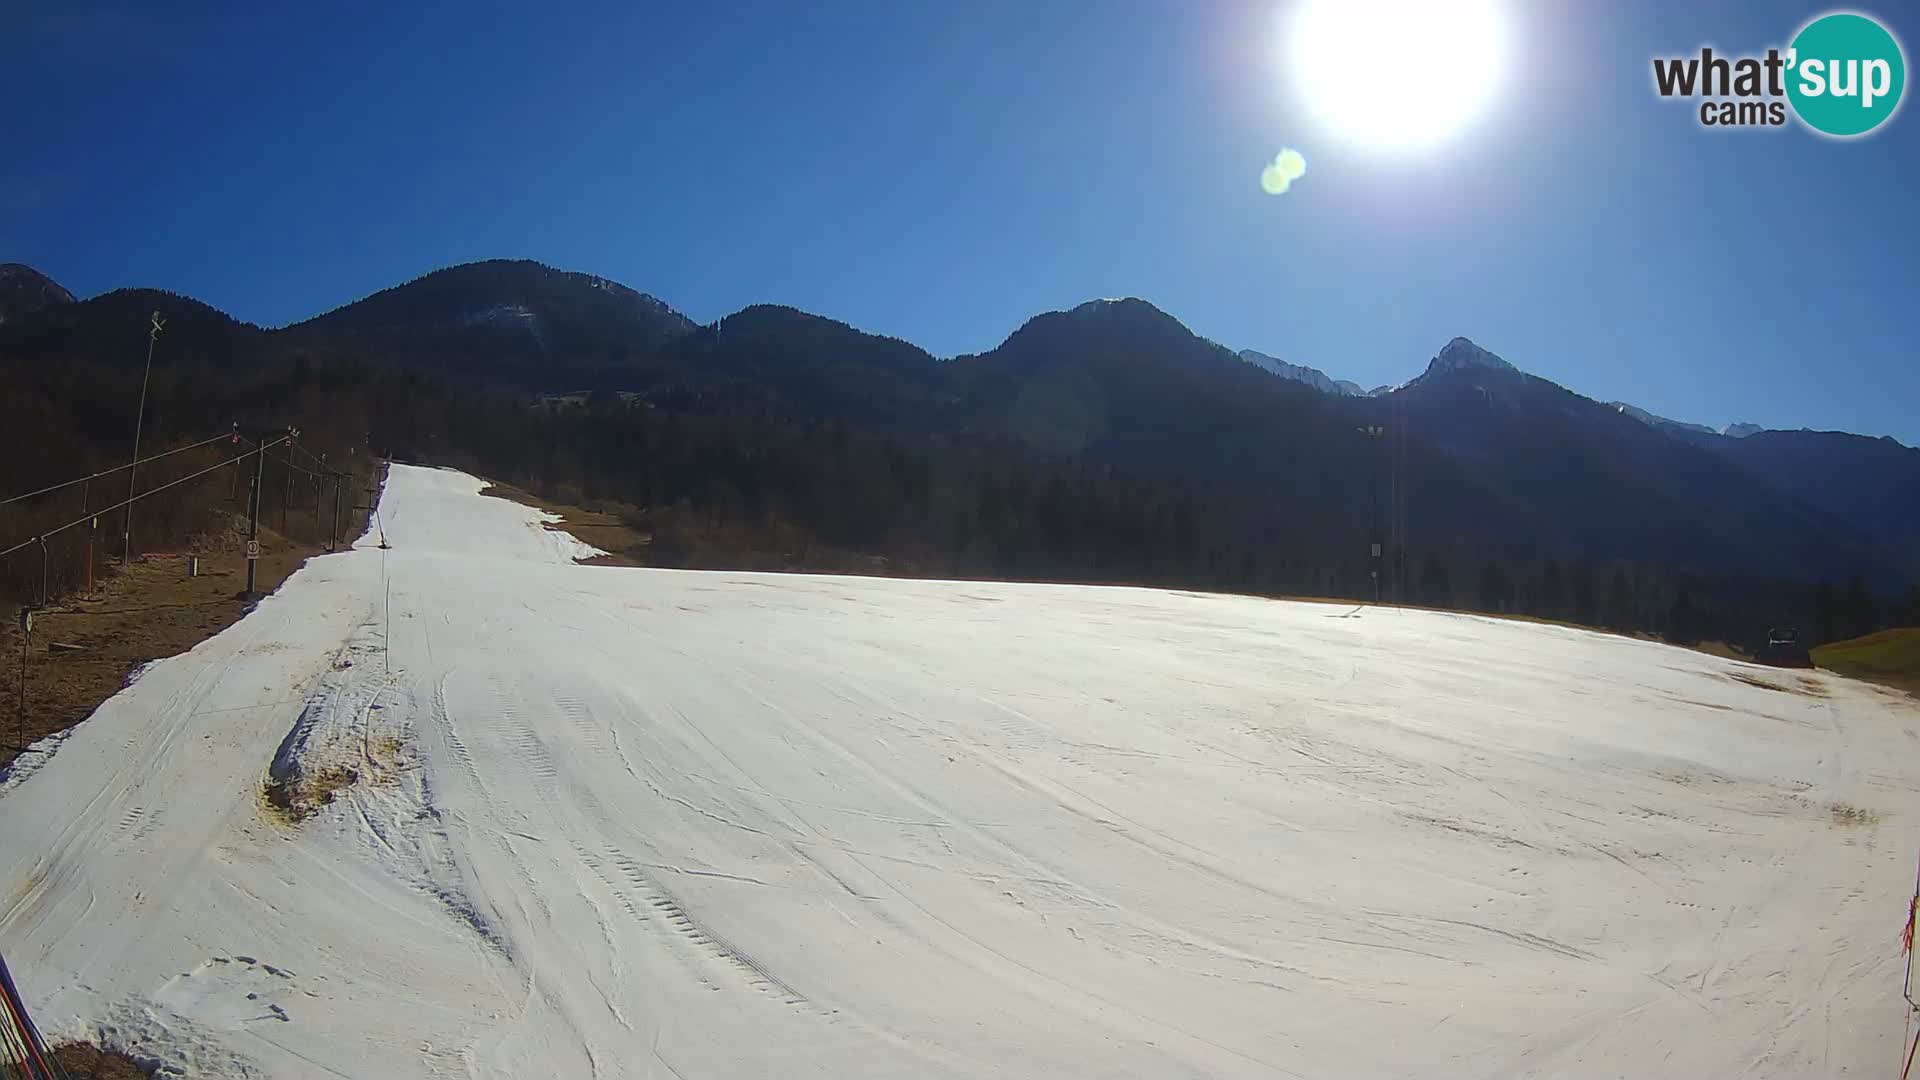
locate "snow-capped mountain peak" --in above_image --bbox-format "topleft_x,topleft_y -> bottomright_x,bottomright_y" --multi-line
1610,402 -> 1716,437
1237,349 -> 1368,396
1613,405 -> 1770,442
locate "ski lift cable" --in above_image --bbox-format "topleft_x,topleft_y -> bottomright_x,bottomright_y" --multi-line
0,436 -> 291,561
0,430 -> 237,508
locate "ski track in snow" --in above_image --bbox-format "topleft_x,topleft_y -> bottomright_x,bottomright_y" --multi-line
2,464 -> 1918,1077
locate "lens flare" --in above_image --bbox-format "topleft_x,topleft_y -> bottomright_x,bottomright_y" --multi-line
1260,147 -> 1307,195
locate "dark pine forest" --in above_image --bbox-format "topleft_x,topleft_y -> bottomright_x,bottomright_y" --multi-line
3,260 -> 1914,652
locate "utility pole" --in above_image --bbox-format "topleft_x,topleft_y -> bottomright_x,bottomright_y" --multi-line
123,310 -> 163,567
16,606 -> 30,746
82,476 -> 97,601
330,473 -> 344,553
246,439 -> 268,599
238,427 -> 295,597
1395,397 -> 1410,609
281,446 -> 293,533
1359,425 -> 1385,603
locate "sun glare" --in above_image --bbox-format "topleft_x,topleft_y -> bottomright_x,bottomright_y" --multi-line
1288,0 -> 1508,150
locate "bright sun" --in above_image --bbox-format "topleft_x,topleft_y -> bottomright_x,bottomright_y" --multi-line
1288,0 -> 1508,150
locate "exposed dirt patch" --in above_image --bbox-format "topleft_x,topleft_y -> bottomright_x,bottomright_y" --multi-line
51,1042 -> 155,1079
1687,640 -> 1751,662
263,762 -> 360,823
1722,671 -> 1832,699
369,732 -> 408,773
1727,671 -> 1796,694
479,483 -> 645,566
1829,802 -> 1881,828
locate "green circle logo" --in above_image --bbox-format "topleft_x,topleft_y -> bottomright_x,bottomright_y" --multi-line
1787,12 -> 1906,137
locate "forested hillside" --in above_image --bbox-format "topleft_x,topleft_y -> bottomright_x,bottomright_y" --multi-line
4,260 -> 1914,653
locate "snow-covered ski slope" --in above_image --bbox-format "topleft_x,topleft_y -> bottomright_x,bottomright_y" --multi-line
3,464 -> 1919,1078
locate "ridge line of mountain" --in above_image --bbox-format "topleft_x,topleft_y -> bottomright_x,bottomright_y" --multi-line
0,257 -> 1905,450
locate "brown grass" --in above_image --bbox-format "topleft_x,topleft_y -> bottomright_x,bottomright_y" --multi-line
263,762 -> 361,823
1830,802 -> 1882,827
1688,640 -> 1751,662
1813,627 -> 1920,699
51,1042 -> 153,1079
479,483 -> 646,566
0,522 -> 324,770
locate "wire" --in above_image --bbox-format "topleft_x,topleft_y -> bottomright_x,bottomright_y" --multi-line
0,437 -> 288,561
290,443 -> 338,475
243,435 -> 346,482
283,439 -> 349,479
0,431 -> 236,508
274,450 -> 328,482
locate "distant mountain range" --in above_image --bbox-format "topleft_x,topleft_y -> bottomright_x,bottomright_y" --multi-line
1241,339 -> 1772,442
3,258 -> 1913,588
1605,402 -> 1763,441
1236,349 -> 1388,397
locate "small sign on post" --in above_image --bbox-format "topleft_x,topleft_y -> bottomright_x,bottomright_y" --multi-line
16,607 -> 30,634
245,540 -> 260,561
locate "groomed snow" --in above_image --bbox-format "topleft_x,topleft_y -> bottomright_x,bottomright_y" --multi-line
3,464 -> 1918,1077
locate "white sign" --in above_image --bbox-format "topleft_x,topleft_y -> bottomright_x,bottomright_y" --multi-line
246,540 -> 260,560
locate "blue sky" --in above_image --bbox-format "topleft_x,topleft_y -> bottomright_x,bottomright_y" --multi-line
6,1 -> 1916,442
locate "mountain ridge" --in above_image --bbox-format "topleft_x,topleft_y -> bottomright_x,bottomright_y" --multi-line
1,259 -> 1909,586
0,258 -> 1902,448
0,263 -> 75,325
1237,348 -> 1375,396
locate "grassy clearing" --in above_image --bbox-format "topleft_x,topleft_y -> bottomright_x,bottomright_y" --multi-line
0,466 -> 381,772
479,483 -> 647,566
0,523 -> 324,771
1813,627 -> 1920,697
